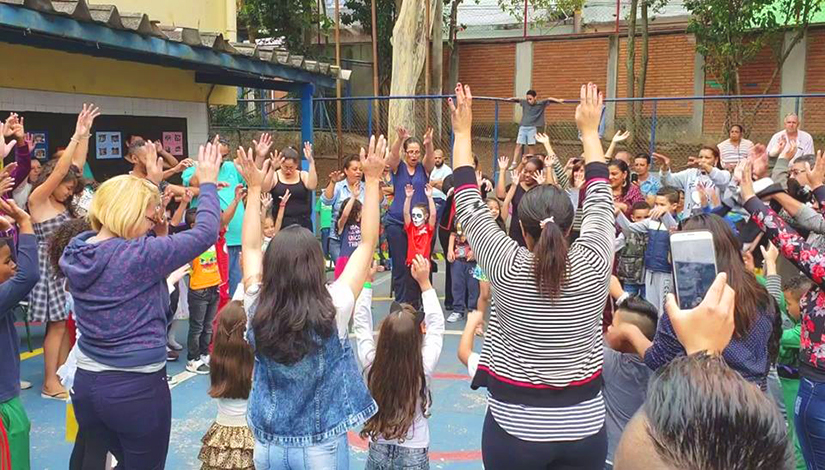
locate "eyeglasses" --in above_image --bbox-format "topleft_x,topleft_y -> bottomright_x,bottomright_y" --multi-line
406,150 -> 421,155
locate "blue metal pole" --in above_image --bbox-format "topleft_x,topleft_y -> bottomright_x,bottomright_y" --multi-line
493,101 -> 500,182
367,100 -> 373,137
649,101 -> 658,156
300,83 -> 316,233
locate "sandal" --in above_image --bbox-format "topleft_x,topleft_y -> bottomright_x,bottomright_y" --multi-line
40,389 -> 69,400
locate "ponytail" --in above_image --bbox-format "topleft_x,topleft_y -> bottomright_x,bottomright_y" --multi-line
533,220 -> 569,298
517,185 -> 575,299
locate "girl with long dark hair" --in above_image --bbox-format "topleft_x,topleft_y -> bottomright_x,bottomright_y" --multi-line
609,213 -> 776,389
495,155 -> 545,247
238,136 -> 386,469
353,255 -> 445,469
451,82 -> 614,469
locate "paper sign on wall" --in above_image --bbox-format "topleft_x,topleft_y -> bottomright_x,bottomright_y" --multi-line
95,131 -> 122,160
162,132 -> 184,156
30,131 -> 48,160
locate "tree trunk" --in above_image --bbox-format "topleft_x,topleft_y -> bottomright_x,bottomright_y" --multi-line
430,0 -> 445,139
635,0 -> 648,137
625,0 -> 638,140
446,0 -> 463,91
389,0 -> 431,142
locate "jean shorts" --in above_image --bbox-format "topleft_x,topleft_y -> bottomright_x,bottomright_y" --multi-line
517,126 -> 538,145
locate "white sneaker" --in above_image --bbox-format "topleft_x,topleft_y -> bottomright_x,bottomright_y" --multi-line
200,354 -> 210,365
167,335 -> 183,351
186,359 -> 209,375
20,380 -> 32,390
446,311 -> 464,323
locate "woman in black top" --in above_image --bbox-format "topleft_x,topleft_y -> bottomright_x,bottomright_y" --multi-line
269,144 -> 318,231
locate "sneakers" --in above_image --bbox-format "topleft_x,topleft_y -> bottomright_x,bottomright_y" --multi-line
167,348 -> 179,362
186,359 -> 210,375
200,354 -> 210,365
20,380 -> 31,390
446,311 -> 465,323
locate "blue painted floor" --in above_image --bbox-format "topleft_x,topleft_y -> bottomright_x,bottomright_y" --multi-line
18,264 -> 487,469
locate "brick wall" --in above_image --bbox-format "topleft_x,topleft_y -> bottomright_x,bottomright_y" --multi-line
531,37 -> 609,123
804,28 -> 825,135
702,42 -> 780,143
615,32 -> 696,118
457,42 -> 516,124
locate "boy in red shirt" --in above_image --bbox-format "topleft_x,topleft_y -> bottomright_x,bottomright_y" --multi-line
403,183 -> 436,309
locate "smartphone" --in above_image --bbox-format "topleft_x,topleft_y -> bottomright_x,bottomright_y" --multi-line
630,173 -> 639,184
670,230 -> 718,310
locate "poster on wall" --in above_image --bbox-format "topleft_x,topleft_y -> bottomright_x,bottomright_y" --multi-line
95,131 -> 122,160
162,131 -> 184,156
30,131 -> 48,160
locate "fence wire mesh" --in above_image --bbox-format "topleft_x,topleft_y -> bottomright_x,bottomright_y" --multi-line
210,94 -> 825,179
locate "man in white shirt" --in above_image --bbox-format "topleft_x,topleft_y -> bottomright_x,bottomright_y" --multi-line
429,149 -> 453,218
767,113 -> 814,160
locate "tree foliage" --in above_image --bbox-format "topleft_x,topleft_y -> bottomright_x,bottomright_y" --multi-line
239,0 -> 332,56
496,0 -> 586,22
340,0 -> 399,94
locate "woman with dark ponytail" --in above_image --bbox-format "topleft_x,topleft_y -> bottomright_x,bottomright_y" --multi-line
449,82 -> 614,469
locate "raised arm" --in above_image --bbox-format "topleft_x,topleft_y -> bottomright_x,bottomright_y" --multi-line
337,136 -> 385,299
70,104 -> 100,170
605,130 -> 630,160
8,122 -> 31,192
413,257 -> 444,375
302,142 -> 318,190
221,184 -> 246,229
238,146 -> 274,288
352,285 -> 376,370
388,126 -> 408,172
403,184 -> 414,226
458,310 -> 483,370
0,199 -> 39,314
500,169 -> 519,220
422,128 -> 436,174
495,155 -> 509,199
170,190 -> 192,227
323,171 -> 343,202
425,184 -> 437,229
273,190 -> 290,235
253,133 -> 273,169
337,194 -> 356,235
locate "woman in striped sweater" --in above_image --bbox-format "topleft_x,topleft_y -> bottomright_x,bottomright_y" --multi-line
449,82 -> 613,469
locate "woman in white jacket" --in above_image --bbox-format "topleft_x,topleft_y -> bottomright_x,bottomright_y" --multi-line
653,145 -> 731,219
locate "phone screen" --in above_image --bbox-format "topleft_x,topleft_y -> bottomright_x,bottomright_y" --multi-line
630,173 -> 639,184
670,231 -> 717,310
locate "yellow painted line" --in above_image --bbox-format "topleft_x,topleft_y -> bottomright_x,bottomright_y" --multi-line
20,348 -> 43,360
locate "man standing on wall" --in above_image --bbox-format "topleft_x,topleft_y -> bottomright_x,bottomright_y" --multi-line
508,90 -> 564,165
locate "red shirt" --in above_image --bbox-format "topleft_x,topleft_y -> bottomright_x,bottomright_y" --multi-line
405,223 -> 434,265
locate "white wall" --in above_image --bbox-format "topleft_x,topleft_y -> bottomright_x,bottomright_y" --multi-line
0,87 -> 209,157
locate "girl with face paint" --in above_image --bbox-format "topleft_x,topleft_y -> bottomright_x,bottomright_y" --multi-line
402,184 -> 437,309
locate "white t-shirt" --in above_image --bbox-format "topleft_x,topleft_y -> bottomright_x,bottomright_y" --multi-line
717,138 -> 754,167
429,165 -> 453,201
767,130 -> 814,160
12,181 -> 31,209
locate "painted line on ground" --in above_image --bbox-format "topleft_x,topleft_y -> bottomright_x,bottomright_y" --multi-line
19,348 -> 43,360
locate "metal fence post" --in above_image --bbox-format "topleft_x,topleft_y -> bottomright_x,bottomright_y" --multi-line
493,100 -> 500,182
795,97 -> 801,116
300,83 -> 315,233
367,100 -> 373,137
649,100 -> 658,156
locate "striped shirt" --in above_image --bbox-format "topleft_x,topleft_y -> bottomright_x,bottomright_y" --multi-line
718,138 -> 754,167
453,163 -> 613,442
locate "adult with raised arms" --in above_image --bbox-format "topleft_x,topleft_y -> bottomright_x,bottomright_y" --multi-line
451,82 -> 614,469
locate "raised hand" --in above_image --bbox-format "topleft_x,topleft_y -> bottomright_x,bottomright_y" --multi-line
424,184 -> 434,198
329,170 -> 344,184
423,127 -> 434,147
396,126 -> 410,142
253,133 -> 273,160
783,139 -> 798,161
611,130 -> 630,143
175,158 -> 195,173
75,104 -> 101,137
235,146 -> 271,189
261,193 -> 273,210
181,189 -> 193,205
0,197 -> 29,224
535,133 -> 549,145
234,183 -> 247,202
194,136 -> 222,185
497,155 -> 510,171
574,83 -> 603,135
0,175 -> 14,194
544,153 -> 558,169
1,114 -> 17,138
510,169 -> 520,184
805,150 -> 825,189
410,254 -> 431,289
23,133 -> 34,154
352,182 -> 361,198
760,242 -> 779,266
279,188 -> 292,207
269,149 -> 282,171
360,135 -> 388,181
405,183 -> 415,198
532,169 -> 547,186
0,163 -> 18,180
448,82 -> 473,135
303,141 -> 314,164
665,272 -> 736,355
141,141 -> 164,185
652,152 -> 671,171
740,160 -> 756,200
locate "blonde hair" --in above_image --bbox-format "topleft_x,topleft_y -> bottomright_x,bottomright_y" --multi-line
88,175 -> 160,239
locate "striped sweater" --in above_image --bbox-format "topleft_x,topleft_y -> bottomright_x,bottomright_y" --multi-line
453,162 -> 614,442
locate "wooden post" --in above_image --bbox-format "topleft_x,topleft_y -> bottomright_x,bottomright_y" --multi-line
335,0 -> 343,164
370,0 -> 380,134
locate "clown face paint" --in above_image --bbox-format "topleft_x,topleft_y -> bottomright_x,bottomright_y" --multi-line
411,208 -> 426,227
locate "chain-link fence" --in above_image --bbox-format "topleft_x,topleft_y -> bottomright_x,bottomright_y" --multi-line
210,93 -> 825,179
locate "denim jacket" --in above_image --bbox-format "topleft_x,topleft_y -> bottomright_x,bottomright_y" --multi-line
244,282 -> 377,446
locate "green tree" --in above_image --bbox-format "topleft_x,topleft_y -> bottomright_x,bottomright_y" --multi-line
340,0 -> 399,94
239,0 -> 331,56
684,0 -> 822,132
496,0 -> 586,23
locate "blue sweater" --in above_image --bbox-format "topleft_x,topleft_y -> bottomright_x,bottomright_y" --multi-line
60,183 -> 220,368
0,234 -> 40,402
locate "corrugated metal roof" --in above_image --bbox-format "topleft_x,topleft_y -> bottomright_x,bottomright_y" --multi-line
0,0 -> 349,83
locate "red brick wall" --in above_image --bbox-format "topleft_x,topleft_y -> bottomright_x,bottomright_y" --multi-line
804,28 -> 825,135
458,42 -> 516,123
532,37 -> 610,122
615,33 -> 696,118
702,42 -> 780,142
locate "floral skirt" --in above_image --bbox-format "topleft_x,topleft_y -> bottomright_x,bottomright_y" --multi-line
198,422 -> 255,470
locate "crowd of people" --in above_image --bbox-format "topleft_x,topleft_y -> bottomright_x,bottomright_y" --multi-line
0,80 -> 822,470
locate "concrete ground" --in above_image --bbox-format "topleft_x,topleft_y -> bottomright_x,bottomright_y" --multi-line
17,260 -> 487,469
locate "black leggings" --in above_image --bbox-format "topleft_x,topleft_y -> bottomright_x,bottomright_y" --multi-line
482,410 -> 607,470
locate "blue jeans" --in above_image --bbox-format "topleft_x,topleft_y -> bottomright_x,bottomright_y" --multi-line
320,228 -> 331,260
385,222 -> 408,303
796,378 -> 825,469
624,283 -> 645,298
365,443 -> 429,470
227,245 -> 242,299
452,259 -> 479,315
253,433 -> 348,470
186,286 -> 219,361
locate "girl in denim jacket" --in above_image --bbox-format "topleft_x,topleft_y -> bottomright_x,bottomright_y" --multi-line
237,137 -> 386,469
353,255 -> 445,470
